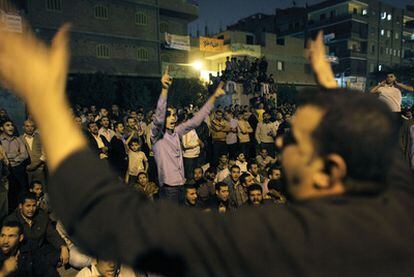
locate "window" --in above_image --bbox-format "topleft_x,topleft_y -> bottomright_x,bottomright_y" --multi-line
381,12 -> 387,20
135,12 -> 148,26
277,61 -> 284,71
246,35 -> 254,45
46,0 -> 62,12
386,30 -> 391,38
393,49 -> 396,56
160,22 -> 169,33
353,8 -> 357,15
96,44 -> 110,58
276,38 -> 285,46
385,48 -> 389,54
395,32 -> 399,39
369,63 -> 375,73
380,29 -> 385,36
137,48 -> 149,61
362,9 -> 368,16
371,45 -> 375,53
397,50 -> 400,57
94,5 -> 108,20
387,14 -> 392,21
378,64 -> 382,71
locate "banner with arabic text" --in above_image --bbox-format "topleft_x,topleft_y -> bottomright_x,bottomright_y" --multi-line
199,37 -> 224,52
165,33 -> 190,51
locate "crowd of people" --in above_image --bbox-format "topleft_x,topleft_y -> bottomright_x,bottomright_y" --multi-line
0,20 -> 414,276
209,56 -> 275,95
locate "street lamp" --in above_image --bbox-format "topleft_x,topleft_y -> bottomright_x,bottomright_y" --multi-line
192,60 -> 203,71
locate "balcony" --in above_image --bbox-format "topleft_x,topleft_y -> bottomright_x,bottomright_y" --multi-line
158,0 -> 198,21
335,50 -> 367,59
308,13 -> 368,30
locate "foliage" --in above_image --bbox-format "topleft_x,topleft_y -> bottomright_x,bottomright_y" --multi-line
67,73 -> 209,110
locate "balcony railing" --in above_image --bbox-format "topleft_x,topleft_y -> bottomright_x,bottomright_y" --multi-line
308,13 -> 368,29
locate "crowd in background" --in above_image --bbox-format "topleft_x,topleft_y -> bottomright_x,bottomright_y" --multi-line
209,56 -> 276,95
0,98 -> 296,276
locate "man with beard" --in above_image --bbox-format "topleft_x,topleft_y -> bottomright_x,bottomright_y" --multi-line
5,193 -> 68,276
0,119 -> 28,211
98,116 -> 115,143
207,182 -> 233,213
151,68 -> 225,203
0,221 -> 25,276
255,112 -> 277,158
3,25 -> 414,276
85,122 -> 110,160
245,184 -> 265,207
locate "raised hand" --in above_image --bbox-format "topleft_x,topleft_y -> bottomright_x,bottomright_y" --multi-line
161,66 -> 173,90
213,81 -> 226,98
0,23 -> 71,104
305,31 -> 338,89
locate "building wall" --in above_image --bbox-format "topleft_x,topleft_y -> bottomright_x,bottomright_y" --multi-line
22,0 -> 197,77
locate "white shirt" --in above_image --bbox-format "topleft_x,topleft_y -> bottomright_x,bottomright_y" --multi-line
23,134 -> 34,151
226,119 -> 238,145
98,127 -> 115,142
76,264 -> 136,277
378,85 -> 402,112
182,129 -> 200,158
236,161 -> 248,173
128,151 -> 147,176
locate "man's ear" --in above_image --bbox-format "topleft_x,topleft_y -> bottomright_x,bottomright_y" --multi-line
313,154 -> 347,189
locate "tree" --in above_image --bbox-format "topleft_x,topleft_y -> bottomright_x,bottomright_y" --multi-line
168,78 -> 209,108
117,78 -> 152,110
68,72 -> 117,108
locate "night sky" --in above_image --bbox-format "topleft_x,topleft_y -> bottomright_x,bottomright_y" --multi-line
189,0 -> 413,35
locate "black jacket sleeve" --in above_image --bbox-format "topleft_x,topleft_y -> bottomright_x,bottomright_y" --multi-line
49,149 -> 304,276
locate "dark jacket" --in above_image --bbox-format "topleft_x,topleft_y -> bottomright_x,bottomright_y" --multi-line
108,136 -> 128,176
5,209 -> 65,253
49,149 -> 414,276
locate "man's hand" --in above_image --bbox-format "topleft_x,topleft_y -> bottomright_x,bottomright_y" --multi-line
161,66 -> 173,90
1,251 -> 19,276
213,82 -> 226,98
305,31 -> 338,89
59,246 -> 70,266
0,23 -> 70,104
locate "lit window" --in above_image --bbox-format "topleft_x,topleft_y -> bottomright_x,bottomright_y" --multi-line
387,30 -> 391,38
277,61 -> 284,71
96,44 -> 110,59
397,50 -> 400,57
387,14 -> 392,21
46,0 -> 62,12
94,5 -> 108,20
395,32 -> 399,39
378,64 -> 382,71
362,9 -> 368,15
381,12 -> 387,20
137,48 -> 149,61
380,29 -> 385,36
385,48 -> 389,54
135,12 -> 148,26
393,49 -> 396,56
